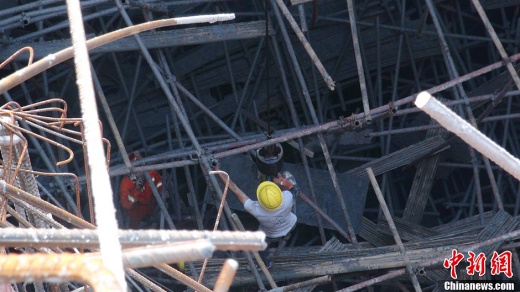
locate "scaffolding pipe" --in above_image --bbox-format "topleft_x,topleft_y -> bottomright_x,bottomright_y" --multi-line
270,33 -> 326,244
470,0 -> 520,92
106,50 -> 520,178
272,0 -> 335,91
232,213 -> 277,289
415,91 -> 520,181
271,0 -> 358,245
112,1 -> 240,241
366,167 -> 422,292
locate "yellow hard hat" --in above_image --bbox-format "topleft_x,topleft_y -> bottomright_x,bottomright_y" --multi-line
256,181 -> 283,210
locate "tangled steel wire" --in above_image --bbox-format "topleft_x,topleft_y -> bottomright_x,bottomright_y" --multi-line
0,98 -> 111,223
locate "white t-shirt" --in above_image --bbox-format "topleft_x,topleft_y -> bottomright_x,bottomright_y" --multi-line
244,190 -> 297,238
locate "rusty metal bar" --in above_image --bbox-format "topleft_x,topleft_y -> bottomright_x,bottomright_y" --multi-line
0,14 -> 236,94
213,259 -> 239,292
125,269 -> 167,292
0,253 -> 121,291
154,263 -> 212,292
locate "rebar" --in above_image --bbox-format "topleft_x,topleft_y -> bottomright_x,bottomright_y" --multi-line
0,14 -> 236,95
415,92 -> 520,181
214,259 -> 239,292
0,253 -> 121,291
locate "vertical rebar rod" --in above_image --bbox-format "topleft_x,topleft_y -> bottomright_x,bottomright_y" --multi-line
345,0 -> 371,122
271,0 -> 358,245
64,0 -> 125,289
270,33 -> 327,244
366,167 -> 422,292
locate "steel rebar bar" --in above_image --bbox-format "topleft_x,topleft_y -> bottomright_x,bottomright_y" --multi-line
415,91 -> 520,181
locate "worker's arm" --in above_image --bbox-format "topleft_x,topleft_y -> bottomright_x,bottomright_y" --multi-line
214,167 -> 250,205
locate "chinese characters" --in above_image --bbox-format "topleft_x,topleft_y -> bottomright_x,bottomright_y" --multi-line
443,249 -> 512,279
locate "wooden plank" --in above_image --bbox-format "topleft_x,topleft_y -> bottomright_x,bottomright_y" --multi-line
0,21 -> 273,61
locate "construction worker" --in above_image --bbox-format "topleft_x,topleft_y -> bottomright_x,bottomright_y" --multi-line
214,165 -> 297,269
119,151 -> 163,229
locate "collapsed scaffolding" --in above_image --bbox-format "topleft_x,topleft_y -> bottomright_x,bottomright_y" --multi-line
1,0 -> 520,291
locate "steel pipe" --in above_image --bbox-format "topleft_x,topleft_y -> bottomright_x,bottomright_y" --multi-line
366,167 -> 422,292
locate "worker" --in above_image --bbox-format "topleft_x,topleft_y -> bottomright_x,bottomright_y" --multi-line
119,151 -> 163,229
214,165 -> 297,269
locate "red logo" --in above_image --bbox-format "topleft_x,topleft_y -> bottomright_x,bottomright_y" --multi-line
443,249 -> 465,279
491,251 -> 513,278
466,251 -> 486,276
444,249 -> 513,279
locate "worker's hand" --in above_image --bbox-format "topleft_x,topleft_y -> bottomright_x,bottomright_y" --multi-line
135,174 -> 145,190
